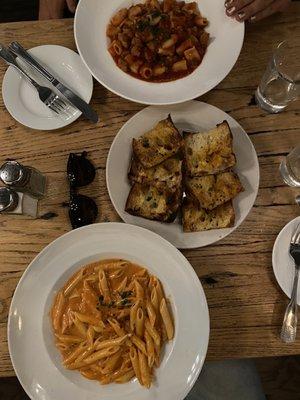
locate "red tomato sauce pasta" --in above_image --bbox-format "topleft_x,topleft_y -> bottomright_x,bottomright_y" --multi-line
106,0 -> 209,82
51,259 -> 174,388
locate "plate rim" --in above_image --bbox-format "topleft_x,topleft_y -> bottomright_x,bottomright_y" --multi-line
2,44 -> 93,131
8,221 -> 210,400
272,216 -> 300,305
106,100 -> 260,249
74,0 -> 245,106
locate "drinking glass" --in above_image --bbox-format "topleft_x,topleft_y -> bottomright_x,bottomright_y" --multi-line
255,41 -> 299,113
280,146 -> 300,187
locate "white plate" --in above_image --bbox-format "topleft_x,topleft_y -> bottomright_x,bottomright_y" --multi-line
8,222 -> 209,400
106,101 -> 260,249
2,45 -> 93,130
272,217 -> 300,305
74,0 -> 244,105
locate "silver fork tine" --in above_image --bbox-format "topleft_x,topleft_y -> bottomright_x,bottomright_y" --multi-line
53,100 -> 64,112
48,103 -> 59,114
57,97 -> 67,107
55,98 -> 67,110
291,223 -> 300,244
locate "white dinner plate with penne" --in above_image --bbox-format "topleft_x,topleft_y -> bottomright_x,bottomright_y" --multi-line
106,101 -> 260,249
8,222 -> 209,400
74,0 -> 244,105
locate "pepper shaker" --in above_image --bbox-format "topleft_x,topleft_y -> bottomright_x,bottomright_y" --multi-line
0,161 -> 46,199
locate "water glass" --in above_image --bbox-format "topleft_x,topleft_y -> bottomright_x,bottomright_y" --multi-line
280,146 -> 300,187
255,41 -> 299,113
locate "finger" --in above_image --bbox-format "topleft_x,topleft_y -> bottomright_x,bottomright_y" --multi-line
225,0 -> 253,16
250,0 -> 291,21
66,0 -> 77,13
234,0 -> 273,21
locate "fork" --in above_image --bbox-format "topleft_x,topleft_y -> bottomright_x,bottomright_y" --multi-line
0,44 -> 67,115
280,223 -> 300,343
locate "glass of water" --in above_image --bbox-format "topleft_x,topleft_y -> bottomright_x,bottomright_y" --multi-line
280,146 -> 300,187
255,41 -> 299,113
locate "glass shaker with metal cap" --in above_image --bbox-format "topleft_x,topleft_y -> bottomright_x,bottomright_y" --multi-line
0,160 -> 46,199
0,187 -> 38,217
0,187 -> 19,213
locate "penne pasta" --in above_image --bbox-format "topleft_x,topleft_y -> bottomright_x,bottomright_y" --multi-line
86,326 -> 95,347
138,351 -> 151,388
134,280 -> 144,299
144,330 -> 155,368
83,346 -> 120,365
115,369 -> 135,383
66,348 -> 94,369
131,335 -> 147,356
99,269 -> 111,303
80,368 -> 100,380
51,258 -> 174,388
71,314 -> 87,338
100,352 -> 122,374
146,300 -> 156,327
135,307 -> 144,337
74,312 -> 101,326
130,299 -> 141,331
108,318 -> 126,337
160,298 -> 174,340
52,291 -> 65,331
55,334 -> 83,344
150,287 -> 159,311
145,318 -> 160,347
63,342 -> 87,365
116,276 -> 128,292
130,346 -> 142,384
64,270 -> 83,296
95,335 -> 128,350
153,279 -> 164,303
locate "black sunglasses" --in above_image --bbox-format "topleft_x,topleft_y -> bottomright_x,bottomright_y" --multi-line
67,152 -> 98,229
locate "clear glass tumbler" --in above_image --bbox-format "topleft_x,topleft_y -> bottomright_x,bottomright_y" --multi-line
280,146 -> 300,187
255,41 -> 299,113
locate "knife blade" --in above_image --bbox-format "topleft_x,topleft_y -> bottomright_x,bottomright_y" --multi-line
9,41 -> 98,123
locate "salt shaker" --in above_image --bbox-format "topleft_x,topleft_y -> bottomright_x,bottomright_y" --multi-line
0,161 -> 46,199
0,187 -> 38,217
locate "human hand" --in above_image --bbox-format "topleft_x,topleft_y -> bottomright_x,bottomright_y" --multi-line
225,0 -> 291,22
39,0 -> 77,20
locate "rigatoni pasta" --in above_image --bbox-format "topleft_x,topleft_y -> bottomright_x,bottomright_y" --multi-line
106,0 -> 209,82
51,259 -> 174,388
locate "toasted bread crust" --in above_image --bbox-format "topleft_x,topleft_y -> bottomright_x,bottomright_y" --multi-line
183,121 -> 236,177
125,183 -> 182,222
128,156 -> 182,192
185,171 -> 243,210
182,198 -> 235,232
132,115 -> 183,168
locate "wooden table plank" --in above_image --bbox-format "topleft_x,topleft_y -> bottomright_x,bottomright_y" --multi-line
0,4 -> 300,376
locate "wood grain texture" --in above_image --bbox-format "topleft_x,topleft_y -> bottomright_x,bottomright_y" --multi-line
0,4 -> 300,376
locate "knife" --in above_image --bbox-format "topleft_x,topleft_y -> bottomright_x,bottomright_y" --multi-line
9,42 -> 98,123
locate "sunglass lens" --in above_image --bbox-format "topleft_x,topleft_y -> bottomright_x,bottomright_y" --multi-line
67,152 -> 96,188
69,193 -> 98,229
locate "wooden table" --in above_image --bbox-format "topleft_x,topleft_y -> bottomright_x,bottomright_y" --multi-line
0,4 -> 299,378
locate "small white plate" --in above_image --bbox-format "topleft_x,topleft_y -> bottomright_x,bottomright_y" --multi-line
74,0 -> 244,105
272,217 -> 300,305
8,222 -> 209,400
2,45 -> 93,130
106,101 -> 260,249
